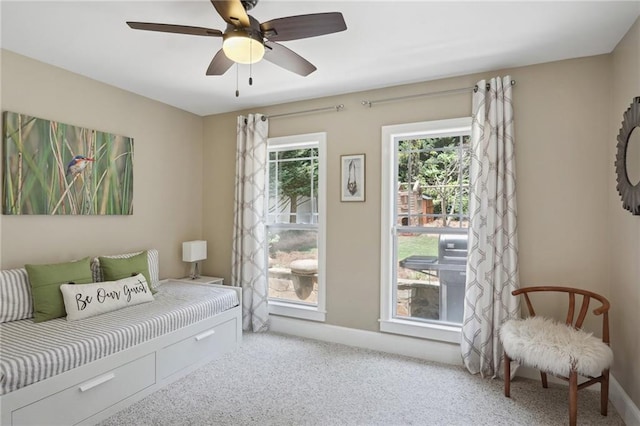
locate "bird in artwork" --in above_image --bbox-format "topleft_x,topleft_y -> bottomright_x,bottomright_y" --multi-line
66,155 -> 94,176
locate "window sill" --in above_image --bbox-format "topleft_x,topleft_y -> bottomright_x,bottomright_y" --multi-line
379,318 -> 461,344
269,300 -> 326,322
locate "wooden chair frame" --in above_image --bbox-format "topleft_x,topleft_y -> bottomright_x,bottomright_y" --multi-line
504,286 -> 611,426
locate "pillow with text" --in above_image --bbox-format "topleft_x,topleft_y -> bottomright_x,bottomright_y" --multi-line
60,274 -> 154,321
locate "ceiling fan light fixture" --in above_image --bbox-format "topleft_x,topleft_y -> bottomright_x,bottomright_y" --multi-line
127,2 -> 347,78
223,31 -> 265,64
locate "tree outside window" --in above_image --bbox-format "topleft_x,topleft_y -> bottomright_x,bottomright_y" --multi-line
397,136 -> 469,227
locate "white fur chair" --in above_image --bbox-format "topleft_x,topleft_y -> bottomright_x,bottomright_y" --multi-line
499,286 -> 613,426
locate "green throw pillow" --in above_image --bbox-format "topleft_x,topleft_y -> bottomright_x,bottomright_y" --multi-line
99,251 -> 156,294
25,257 -> 93,323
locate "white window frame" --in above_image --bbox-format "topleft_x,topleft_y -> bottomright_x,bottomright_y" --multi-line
380,117 -> 471,343
266,132 -> 326,322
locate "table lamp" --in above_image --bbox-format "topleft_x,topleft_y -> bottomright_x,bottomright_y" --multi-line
182,240 -> 207,279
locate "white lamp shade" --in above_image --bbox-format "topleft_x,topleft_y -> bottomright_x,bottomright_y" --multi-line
182,240 -> 207,262
222,33 -> 264,64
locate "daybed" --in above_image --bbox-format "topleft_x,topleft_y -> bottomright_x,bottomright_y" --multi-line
0,249 -> 242,426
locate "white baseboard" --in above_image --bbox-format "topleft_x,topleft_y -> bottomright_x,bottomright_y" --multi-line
610,376 -> 640,426
269,316 -> 462,365
269,316 -> 640,425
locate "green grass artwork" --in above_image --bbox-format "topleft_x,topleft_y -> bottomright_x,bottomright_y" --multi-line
2,111 -> 133,215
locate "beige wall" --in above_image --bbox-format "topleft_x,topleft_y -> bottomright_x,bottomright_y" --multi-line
203,54 -> 612,331
609,17 -> 640,407
0,50 -> 204,279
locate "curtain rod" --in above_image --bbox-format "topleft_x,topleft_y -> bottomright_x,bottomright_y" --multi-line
361,80 -> 516,108
260,104 -> 344,121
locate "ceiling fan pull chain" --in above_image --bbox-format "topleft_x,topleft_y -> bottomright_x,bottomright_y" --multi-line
249,39 -> 253,86
235,64 -> 240,97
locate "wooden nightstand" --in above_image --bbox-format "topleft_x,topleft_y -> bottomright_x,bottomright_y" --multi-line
175,276 -> 224,286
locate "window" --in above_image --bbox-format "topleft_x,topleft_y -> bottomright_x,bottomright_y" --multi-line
380,118 -> 471,342
266,133 -> 326,322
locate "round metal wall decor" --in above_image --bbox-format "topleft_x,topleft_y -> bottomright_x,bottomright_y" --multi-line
615,97 -> 640,215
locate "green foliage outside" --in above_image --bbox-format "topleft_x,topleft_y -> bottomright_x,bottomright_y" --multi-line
269,148 -> 318,223
397,234 -> 440,281
397,234 -> 438,261
398,136 -> 470,225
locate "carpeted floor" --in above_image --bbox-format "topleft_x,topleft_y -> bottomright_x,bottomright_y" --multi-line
100,332 -> 624,426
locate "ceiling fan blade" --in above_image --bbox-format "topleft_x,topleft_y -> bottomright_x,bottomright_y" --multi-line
263,42 -> 316,77
260,12 -> 347,42
127,22 -> 222,37
206,49 -> 235,75
210,0 -> 250,28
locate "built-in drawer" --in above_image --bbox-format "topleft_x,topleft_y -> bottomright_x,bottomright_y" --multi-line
12,353 -> 155,426
157,318 -> 236,380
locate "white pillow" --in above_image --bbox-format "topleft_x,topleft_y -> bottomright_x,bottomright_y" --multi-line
60,274 -> 154,321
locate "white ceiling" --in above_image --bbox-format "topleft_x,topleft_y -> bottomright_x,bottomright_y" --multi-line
1,1 -> 639,116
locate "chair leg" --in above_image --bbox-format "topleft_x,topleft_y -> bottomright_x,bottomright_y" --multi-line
540,371 -> 548,388
601,369 -> 609,416
504,352 -> 511,397
569,370 -> 578,426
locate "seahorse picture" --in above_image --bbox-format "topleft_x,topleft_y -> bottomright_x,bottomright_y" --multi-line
340,154 -> 365,202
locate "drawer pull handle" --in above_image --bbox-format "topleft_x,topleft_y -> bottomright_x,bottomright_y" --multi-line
79,373 -> 115,392
195,329 -> 216,341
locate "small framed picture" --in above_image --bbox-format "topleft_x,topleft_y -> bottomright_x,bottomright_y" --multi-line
341,154 -> 365,202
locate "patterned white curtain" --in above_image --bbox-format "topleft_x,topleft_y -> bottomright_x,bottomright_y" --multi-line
232,114 -> 270,332
461,76 -> 520,378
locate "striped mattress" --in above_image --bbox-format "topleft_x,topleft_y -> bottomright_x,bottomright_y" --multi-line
0,281 -> 239,395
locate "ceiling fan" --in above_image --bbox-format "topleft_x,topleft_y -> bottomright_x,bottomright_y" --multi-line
127,0 -> 347,78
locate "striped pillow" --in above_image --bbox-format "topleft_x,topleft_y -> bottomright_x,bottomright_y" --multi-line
91,249 -> 160,289
0,268 -> 33,323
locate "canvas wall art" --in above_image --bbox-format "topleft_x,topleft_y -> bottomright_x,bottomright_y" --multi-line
2,111 -> 133,215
